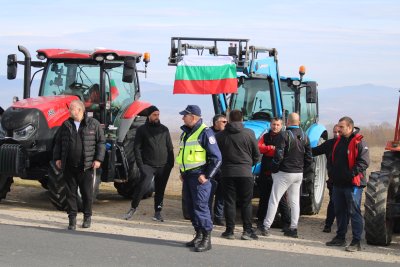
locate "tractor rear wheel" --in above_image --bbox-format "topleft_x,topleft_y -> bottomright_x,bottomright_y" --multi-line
47,166 -> 101,211
0,176 -> 13,201
300,138 -> 327,215
364,171 -> 396,245
114,116 -> 154,199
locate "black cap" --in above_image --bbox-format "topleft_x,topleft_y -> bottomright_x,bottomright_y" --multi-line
179,105 -> 201,116
146,105 -> 159,116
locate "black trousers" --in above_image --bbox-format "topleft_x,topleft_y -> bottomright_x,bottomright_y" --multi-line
257,174 -> 291,227
130,164 -> 172,211
64,166 -> 94,218
222,176 -> 254,232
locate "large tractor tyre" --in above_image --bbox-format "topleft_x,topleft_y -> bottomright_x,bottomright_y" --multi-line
47,166 -> 101,211
114,116 -> 149,198
0,176 -> 13,201
379,151 -> 400,234
364,171 -> 396,246
300,140 -> 327,215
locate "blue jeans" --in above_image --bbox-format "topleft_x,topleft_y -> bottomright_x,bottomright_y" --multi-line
182,173 -> 213,231
332,186 -> 363,241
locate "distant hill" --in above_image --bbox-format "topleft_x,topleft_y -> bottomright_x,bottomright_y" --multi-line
1,75 -> 397,130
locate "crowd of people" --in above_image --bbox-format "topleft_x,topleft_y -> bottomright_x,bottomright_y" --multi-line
54,100 -> 369,253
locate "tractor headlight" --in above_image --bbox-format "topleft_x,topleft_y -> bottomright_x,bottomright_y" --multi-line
13,124 -> 36,140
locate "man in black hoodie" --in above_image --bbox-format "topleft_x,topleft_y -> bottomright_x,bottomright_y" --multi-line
325,117 -> 369,252
123,105 -> 174,222
216,110 -> 260,240
262,113 -> 312,238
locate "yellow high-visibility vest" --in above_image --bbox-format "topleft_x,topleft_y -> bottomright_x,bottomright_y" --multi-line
176,123 -> 207,172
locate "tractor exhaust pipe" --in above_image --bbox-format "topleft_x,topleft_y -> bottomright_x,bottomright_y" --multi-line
18,45 -> 31,99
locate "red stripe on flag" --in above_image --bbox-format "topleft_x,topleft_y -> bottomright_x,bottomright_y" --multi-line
173,79 -> 237,94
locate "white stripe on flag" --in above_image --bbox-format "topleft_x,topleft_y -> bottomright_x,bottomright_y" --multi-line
178,55 -> 234,67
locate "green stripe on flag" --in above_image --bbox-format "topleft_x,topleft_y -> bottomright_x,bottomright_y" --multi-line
175,65 -> 237,81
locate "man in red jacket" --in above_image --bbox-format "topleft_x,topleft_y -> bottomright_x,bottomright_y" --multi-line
256,118 -> 290,234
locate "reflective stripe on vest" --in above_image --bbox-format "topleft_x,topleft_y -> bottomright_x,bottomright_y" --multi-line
176,123 -> 207,172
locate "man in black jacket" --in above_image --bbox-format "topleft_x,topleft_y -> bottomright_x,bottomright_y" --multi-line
262,113 -> 312,238
325,117 -> 369,252
124,106 -> 174,222
54,99 -> 105,230
216,110 -> 260,240
312,124 -> 339,233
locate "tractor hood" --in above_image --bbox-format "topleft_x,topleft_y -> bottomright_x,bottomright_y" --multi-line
243,120 -> 270,139
4,95 -> 78,129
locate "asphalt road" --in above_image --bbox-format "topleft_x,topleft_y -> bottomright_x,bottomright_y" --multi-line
0,224 -> 397,267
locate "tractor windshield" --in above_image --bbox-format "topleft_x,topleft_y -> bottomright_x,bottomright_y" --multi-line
41,61 -> 136,109
230,78 -> 274,121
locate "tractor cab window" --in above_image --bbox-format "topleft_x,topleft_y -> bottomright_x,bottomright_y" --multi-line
280,81 -> 296,116
300,82 -> 317,130
230,78 -> 274,121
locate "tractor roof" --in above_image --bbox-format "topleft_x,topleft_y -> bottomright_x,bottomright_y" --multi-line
36,48 -> 142,60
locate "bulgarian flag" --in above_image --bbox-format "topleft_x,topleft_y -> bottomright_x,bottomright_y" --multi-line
173,56 -> 237,94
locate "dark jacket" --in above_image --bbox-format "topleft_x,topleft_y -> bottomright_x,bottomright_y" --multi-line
134,119 -> 174,168
259,131 -> 281,176
272,126 -> 312,173
53,116 -> 106,171
180,119 -> 222,179
312,138 -> 336,185
216,122 -> 260,177
330,128 -> 369,187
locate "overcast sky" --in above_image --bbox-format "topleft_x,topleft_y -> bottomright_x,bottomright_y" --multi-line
0,0 -> 399,90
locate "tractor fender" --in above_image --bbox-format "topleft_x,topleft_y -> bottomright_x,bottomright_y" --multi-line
306,123 -> 327,148
117,100 -> 151,143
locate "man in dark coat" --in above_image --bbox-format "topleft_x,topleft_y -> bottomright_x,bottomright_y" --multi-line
216,110 -> 260,240
124,105 -> 174,222
326,117 -> 369,252
54,99 -> 105,230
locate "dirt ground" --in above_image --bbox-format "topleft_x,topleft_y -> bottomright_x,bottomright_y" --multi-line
0,147 -> 399,263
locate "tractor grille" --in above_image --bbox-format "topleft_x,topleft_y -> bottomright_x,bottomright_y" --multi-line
0,144 -> 27,176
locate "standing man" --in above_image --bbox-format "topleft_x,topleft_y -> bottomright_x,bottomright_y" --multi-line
209,114 -> 227,226
326,117 -> 369,252
312,124 -> 340,233
263,113 -> 312,238
124,105 -> 174,222
256,117 -> 291,233
216,110 -> 260,240
54,99 -> 105,230
177,105 -> 222,252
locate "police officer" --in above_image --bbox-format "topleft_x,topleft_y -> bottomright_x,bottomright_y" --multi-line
177,105 -> 222,252
54,99 -> 105,230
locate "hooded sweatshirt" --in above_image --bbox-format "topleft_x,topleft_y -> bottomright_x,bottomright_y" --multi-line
216,122 -> 260,177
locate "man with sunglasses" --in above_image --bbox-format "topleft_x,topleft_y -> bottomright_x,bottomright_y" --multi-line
177,105 -> 222,252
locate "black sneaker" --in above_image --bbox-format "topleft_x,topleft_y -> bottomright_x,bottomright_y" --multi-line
326,237 -> 346,247
152,211 -> 164,222
221,230 -> 235,240
322,225 -> 331,233
123,208 -> 136,220
345,240 -> 361,252
255,226 -> 270,236
241,230 -> 259,240
284,228 -> 298,238
213,217 -> 225,226
82,217 -> 91,228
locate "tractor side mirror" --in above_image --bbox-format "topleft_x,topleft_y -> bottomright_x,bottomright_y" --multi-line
122,57 -> 135,83
7,54 -> 17,80
306,81 -> 317,103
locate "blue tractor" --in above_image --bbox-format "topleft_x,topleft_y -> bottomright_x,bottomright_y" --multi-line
169,37 -> 327,216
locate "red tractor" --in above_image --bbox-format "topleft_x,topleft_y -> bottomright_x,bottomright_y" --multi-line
0,45 -> 154,210
364,96 -> 400,245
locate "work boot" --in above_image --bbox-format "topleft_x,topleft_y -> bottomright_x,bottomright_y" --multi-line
284,228 -> 298,238
326,236 -> 346,247
185,230 -> 203,247
68,217 -> 76,230
123,208 -> 136,220
82,216 -> 91,228
195,230 -> 212,252
345,240 -> 361,252
152,211 -> 164,222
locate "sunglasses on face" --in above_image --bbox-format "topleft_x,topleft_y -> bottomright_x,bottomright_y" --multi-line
219,120 -> 227,124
